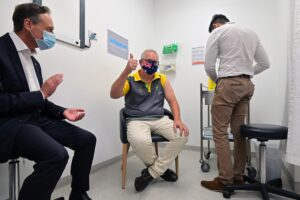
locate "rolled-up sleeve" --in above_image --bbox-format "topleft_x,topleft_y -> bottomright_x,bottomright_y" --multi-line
204,34 -> 219,82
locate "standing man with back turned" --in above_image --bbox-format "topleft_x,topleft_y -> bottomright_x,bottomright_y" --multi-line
201,14 -> 270,192
0,3 -> 96,200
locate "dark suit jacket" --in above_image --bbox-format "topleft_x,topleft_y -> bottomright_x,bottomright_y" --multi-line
0,33 -> 66,163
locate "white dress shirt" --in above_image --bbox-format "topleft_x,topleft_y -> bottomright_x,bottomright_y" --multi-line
204,23 -> 270,82
9,32 -> 41,92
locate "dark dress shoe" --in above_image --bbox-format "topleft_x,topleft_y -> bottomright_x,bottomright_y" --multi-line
161,169 -> 178,182
135,168 -> 153,192
69,190 -> 92,200
54,198 -> 65,200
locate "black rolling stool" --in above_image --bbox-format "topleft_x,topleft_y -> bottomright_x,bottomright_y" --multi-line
223,124 -> 300,200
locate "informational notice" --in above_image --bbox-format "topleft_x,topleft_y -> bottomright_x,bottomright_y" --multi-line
107,29 -> 128,60
192,46 -> 205,65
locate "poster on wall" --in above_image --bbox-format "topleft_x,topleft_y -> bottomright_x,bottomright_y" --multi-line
192,46 -> 205,65
107,29 -> 128,60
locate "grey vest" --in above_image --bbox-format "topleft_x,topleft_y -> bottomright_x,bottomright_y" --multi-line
124,75 -> 165,117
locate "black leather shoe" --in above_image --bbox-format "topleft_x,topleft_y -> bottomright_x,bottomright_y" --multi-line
141,168 -> 149,176
54,198 -> 65,200
135,168 -> 153,192
161,169 -> 178,182
69,190 -> 92,200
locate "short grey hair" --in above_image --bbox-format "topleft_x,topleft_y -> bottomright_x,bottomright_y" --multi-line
140,49 -> 159,60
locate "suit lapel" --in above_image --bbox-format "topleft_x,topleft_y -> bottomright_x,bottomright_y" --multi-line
5,34 -> 29,89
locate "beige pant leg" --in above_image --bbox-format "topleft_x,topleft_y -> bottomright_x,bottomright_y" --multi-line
231,82 -> 254,181
127,120 -> 157,166
148,116 -> 188,178
212,78 -> 254,184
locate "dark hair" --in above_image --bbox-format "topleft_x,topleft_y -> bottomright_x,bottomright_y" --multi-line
12,3 -> 50,32
208,14 -> 230,33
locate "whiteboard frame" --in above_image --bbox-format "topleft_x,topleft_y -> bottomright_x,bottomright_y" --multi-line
33,0 -> 86,49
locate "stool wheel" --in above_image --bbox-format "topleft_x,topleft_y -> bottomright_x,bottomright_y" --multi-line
204,151 -> 211,159
268,178 -> 282,188
201,161 -> 210,172
223,189 -> 233,199
246,166 -> 257,179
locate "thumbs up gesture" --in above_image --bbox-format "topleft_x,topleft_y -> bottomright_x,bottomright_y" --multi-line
125,53 -> 138,74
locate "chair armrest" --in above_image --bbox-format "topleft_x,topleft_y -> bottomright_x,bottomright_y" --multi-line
163,109 -> 174,120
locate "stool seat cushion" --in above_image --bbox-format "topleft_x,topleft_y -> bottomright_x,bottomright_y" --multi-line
240,124 -> 288,141
151,134 -> 168,142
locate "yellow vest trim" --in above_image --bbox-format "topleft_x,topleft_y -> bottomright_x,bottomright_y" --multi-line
123,70 -> 167,95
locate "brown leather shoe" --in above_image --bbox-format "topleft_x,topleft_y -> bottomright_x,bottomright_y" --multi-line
201,177 -> 225,192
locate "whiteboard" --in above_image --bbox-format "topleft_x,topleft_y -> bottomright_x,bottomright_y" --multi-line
33,0 -> 86,48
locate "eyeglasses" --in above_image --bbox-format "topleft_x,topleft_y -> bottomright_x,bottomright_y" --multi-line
142,59 -> 160,66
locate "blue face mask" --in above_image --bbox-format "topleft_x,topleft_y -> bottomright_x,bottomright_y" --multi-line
35,31 -> 56,50
142,61 -> 159,75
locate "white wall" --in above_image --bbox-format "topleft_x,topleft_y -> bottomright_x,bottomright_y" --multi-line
0,0 -> 154,199
153,0 -> 289,146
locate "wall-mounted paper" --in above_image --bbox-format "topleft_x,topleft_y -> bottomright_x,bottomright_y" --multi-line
192,46 -> 205,65
107,29 -> 128,60
159,63 -> 176,73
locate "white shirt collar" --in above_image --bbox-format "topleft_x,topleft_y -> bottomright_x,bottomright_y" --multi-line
9,32 -> 37,54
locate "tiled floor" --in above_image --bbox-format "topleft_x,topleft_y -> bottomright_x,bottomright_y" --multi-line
52,149 -> 291,200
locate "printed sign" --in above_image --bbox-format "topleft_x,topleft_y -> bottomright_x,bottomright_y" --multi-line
192,46 -> 205,65
107,29 -> 128,60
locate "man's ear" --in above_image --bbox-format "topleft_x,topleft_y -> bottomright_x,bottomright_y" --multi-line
23,18 -> 32,32
213,23 -> 223,30
213,23 -> 218,29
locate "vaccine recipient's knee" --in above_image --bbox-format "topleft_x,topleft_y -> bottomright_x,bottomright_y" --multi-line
173,134 -> 188,145
181,135 -> 189,144
128,133 -> 152,148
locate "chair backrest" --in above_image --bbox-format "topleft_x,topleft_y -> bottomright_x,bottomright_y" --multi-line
119,108 -> 174,144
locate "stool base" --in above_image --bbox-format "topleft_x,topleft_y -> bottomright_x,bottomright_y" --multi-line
223,175 -> 300,200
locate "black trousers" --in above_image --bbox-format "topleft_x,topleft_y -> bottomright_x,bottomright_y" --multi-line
12,115 -> 96,200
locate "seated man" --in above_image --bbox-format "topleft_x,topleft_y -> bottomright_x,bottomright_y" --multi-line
110,49 -> 189,192
0,3 -> 96,200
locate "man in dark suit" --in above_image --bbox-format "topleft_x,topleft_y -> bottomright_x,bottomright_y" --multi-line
0,3 -> 96,200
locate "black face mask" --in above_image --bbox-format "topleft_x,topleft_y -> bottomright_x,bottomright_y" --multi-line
142,60 -> 158,75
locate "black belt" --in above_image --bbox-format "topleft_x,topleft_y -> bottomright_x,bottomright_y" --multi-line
219,74 -> 250,79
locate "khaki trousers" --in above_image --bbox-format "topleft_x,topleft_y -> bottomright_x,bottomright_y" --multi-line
211,77 -> 254,184
127,116 -> 188,178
